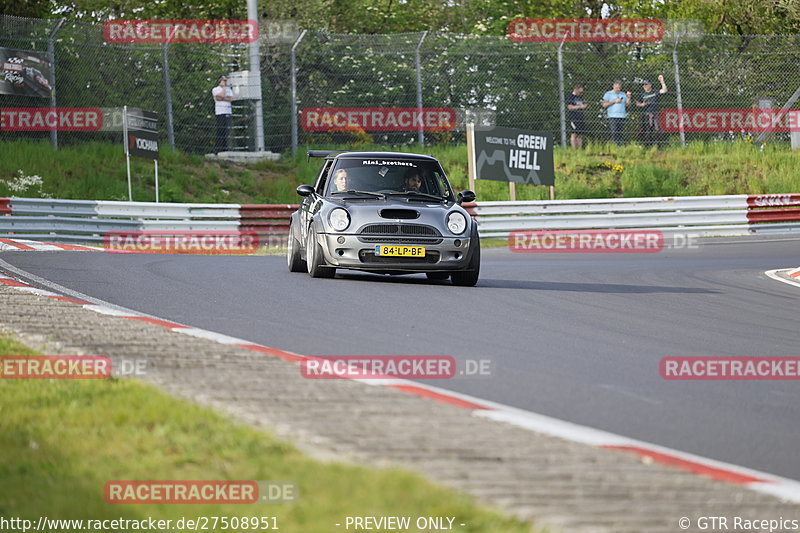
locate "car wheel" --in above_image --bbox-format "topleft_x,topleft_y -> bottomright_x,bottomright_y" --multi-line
425,272 -> 450,281
306,228 -> 335,279
287,221 -> 306,273
451,231 -> 480,287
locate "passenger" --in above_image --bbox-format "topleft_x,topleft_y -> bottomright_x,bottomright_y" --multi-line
332,169 -> 349,192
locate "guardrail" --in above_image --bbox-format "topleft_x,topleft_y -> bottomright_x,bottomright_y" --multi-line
463,193 -> 800,238
0,198 -> 294,243
2,194 -> 799,243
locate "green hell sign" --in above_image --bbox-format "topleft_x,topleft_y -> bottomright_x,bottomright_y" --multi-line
473,126 -> 554,186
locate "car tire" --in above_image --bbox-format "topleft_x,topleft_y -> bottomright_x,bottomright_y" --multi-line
450,230 -> 480,287
306,228 -> 335,279
425,272 -> 450,281
287,221 -> 306,273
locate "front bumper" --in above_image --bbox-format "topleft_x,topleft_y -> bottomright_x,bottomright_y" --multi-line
317,233 -> 472,272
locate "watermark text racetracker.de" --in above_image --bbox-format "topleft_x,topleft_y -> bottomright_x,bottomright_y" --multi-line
660,108 -> 800,132
509,229 -> 699,253
0,107 -> 103,131
661,357 -> 800,380
102,19 -> 258,44
300,107 -> 456,132
508,18 -> 664,42
0,356 -> 147,379
301,356 -> 494,379
104,231 -> 260,255
104,480 -> 297,504
0,515 -> 280,531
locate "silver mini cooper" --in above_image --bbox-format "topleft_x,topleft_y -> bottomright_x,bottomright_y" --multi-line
287,151 -> 479,286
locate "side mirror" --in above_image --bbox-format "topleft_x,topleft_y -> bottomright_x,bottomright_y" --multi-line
296,184 -> 315,197
457,190 -> 476,204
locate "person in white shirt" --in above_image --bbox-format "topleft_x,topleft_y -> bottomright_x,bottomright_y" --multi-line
211,75 -> 233,153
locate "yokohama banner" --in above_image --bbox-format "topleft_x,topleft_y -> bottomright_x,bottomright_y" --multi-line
125,109 -> 159,160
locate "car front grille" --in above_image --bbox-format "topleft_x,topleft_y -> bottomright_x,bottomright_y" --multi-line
357,224 -> 443,244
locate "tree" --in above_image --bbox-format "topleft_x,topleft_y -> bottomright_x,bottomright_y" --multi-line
5,0 -> 800,36
666,0 -> 800,34
0,0 -> 52,18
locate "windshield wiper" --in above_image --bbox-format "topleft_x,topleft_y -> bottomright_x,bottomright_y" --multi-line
386,191 -> 447,202
330,190 -> 385,198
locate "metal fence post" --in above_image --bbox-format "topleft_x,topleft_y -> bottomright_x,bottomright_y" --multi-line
756,85 -> 800,145
290,30 -> 307,155
247,0 -> 265,152
47,18 -> 66,150
672,38 -> 686,146
162,43 -> 175,149
415,31 -> 429,147
558,39 -> 567,148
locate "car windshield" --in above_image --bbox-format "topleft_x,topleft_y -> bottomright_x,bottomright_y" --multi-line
325,157 -> 453,200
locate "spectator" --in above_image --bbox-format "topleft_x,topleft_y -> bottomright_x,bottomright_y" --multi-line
566,83 -> 588,149
636,75 -> 668,147
212,75 -> 233,153
601,80 -> 631,145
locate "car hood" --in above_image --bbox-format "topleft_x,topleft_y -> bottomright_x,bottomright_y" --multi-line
322,197 -> 470,235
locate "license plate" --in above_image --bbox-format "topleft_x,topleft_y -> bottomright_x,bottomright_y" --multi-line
374,245 -> 426,257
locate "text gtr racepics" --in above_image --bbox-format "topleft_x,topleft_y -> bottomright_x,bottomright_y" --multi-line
287,151 -> 480,286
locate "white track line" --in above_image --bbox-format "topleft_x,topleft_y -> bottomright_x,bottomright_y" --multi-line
765,269 -> 800,290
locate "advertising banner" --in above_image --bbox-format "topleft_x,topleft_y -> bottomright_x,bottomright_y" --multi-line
0,47 -> 52,98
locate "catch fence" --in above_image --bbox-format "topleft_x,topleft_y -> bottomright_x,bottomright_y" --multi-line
2,15 -> 799,153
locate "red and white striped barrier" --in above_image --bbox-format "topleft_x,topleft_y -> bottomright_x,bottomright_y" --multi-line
746,194 -> 800,223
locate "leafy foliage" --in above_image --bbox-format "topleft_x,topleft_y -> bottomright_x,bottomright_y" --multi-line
3,0 -> 799,36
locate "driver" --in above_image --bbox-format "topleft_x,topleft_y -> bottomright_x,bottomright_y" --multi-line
401,169 -> 423,192
332,169 -> 349,192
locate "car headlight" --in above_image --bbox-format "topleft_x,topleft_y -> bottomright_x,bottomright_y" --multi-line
446,211 -> 467,234
329,208 -> 351,231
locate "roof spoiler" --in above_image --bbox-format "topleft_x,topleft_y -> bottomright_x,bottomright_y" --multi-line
307,150 -> 348,159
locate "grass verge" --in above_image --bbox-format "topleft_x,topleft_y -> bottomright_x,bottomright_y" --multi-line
0,335 -> 534,532
0,141 -> 302,204
3,138 -> 797,204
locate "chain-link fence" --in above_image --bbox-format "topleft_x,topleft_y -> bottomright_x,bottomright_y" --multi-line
2,14 -> 800,154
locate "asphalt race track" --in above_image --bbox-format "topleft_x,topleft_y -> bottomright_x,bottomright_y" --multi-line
2,236 -> 799,480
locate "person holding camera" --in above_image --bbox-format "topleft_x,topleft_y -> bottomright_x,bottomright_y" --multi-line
601,80 -> 632,145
